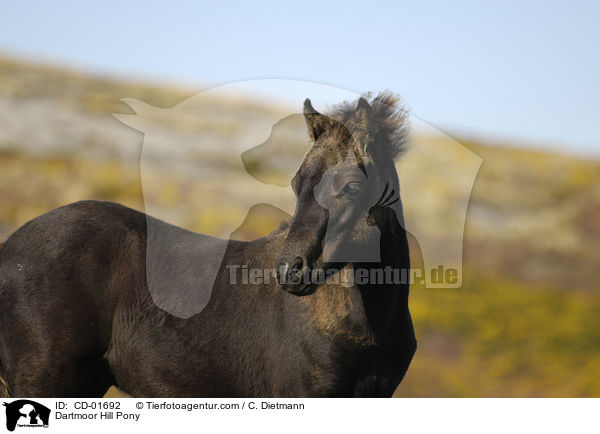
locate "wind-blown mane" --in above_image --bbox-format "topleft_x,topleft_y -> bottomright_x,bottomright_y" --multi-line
326,91 -> 409,160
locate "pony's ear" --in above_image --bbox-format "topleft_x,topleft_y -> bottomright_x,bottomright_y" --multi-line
303,99 -> 329,142
355,97 -> 375,154
357,97 -> 372,116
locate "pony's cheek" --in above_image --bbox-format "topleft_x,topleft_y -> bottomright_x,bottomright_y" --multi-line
359,218 -> 380,239
338,205 -> 360,226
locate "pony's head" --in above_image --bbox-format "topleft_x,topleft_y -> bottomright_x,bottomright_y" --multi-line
275,92 -> 409,295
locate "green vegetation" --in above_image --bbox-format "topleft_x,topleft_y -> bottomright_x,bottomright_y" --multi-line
398,274 -> 600,397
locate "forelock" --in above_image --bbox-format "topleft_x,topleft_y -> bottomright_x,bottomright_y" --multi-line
324,91 -> 409,160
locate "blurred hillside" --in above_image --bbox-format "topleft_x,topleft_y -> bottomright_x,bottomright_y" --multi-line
0,56 -> 598,397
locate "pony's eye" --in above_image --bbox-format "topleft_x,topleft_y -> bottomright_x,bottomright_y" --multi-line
341,181 -> 361,196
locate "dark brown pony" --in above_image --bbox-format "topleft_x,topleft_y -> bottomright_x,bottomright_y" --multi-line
0,92 -> 416,397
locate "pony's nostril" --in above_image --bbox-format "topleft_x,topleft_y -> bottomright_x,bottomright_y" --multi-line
291,256 -> 304,272
276,256 -> 307,288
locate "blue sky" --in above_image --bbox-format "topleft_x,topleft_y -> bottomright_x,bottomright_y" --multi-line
0,0 -> 598,155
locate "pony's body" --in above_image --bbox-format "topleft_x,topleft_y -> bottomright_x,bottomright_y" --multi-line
0,93 -> 416,397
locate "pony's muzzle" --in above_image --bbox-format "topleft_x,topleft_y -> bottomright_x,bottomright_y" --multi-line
276,255 -> 311,294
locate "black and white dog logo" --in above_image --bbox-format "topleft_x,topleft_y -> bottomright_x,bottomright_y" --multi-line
3,400 -> 50,431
